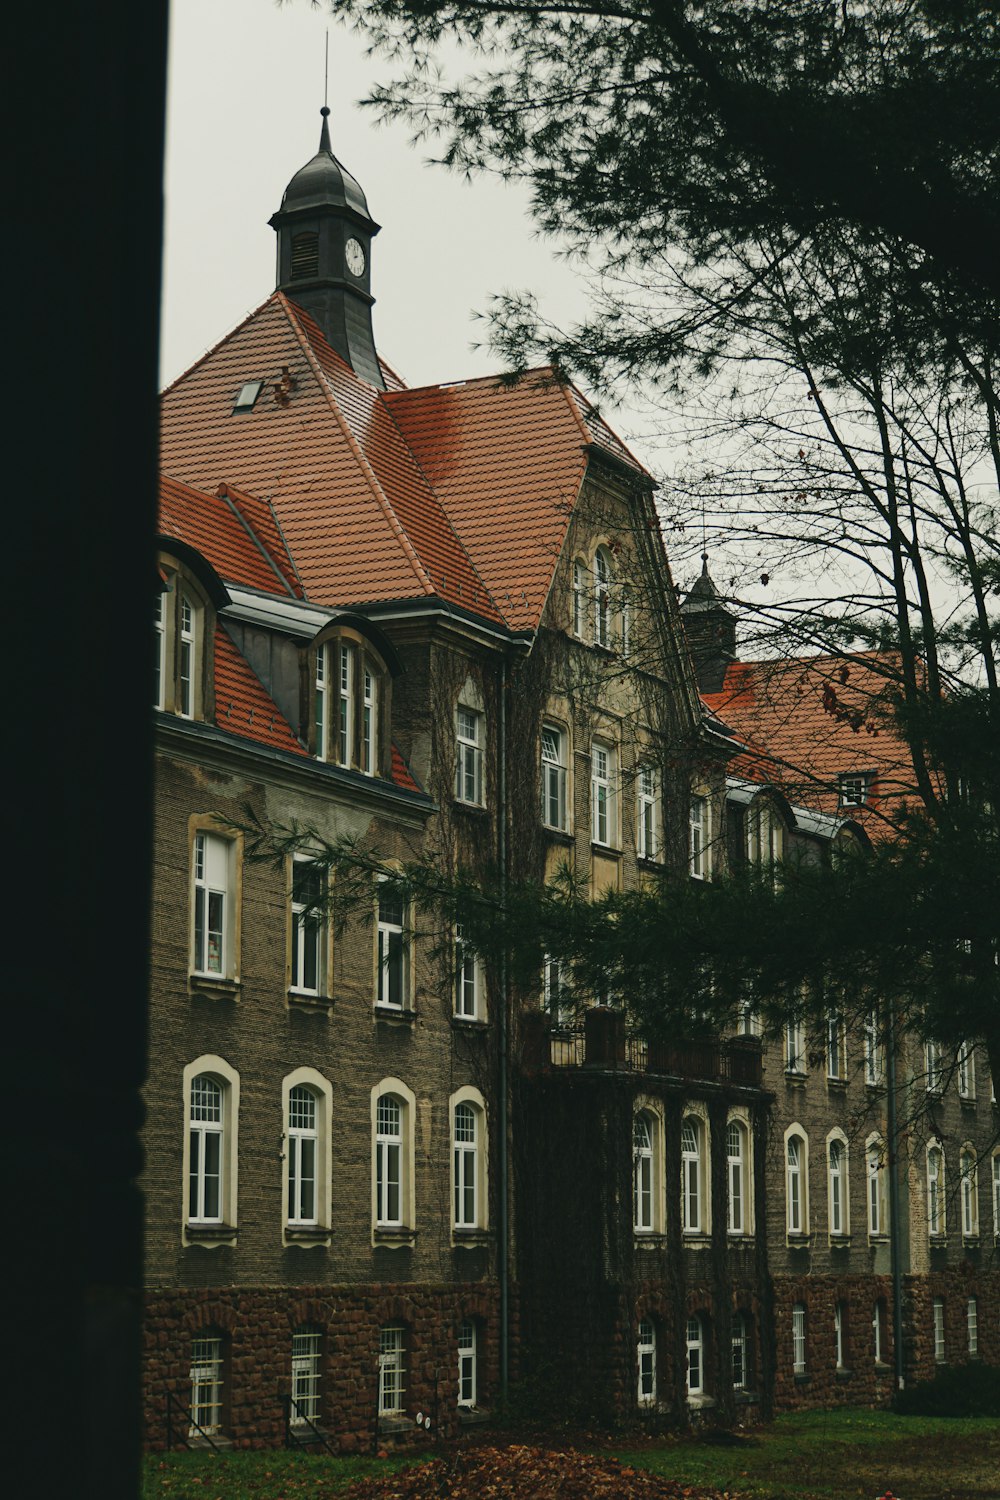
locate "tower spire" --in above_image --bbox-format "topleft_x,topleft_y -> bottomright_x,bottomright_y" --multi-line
319,104 -> 332,155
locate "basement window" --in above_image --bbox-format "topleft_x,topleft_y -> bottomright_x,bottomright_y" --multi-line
233,380 -> 263,413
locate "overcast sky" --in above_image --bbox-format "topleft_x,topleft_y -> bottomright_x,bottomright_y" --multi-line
162,0 -> 617,414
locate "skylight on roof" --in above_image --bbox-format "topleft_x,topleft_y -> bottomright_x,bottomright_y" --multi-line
233,380 -> 264,412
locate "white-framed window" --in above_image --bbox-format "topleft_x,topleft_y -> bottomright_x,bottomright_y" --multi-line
290,1327 -> 323,1425
637,766 -> 659,860
967,1296 -> 978,1356
933,1297 -> 946,1363
362,667 -> 377,776
594,546 -> 612,647
458,1321 -> 478,1408
961,1147 -> 979,1237
178,594 -> 196,718
376,1094 -> 403,1228
993,1153 -> 1000,1237
155,562 -> 210,720
452,1091 -> 487,1231
838,771 -> 873,808
634,1112 -> 655,1233
315,636 -> 382,773
376,884 -> 408,1010
785,1019 -> 805,1075
314,642 -> 328,759
290,856 -> 325,996
732,1313 -> 749,1390
927,1142 -> 945,1237
183,1056 -> 239,1238
828,1134 -> 849,1238
153,588 -> 166,710
867,1136 -> 887,1237
455,924 -> 483,1021
746,801 -> 781,867
456,706 -> 484,805
736,998 -> 761,1037
686,1315 -> 705,1397
786,1128 -> 808,1236
541,724 -> 568,831
591,740 -> 615,846
190,1334 -> 225,1436
826,1014 -> 846,1081
873,1300 -> 885,1365
192,831 -> 234,978
542,952 -> 571,1027
958,1041 -> 975,1100
864,1009 -> 883,1085
378,1325 -> 406,1415
727,1118 -> 748,1236
681,1115 -> 706,1235
287,1084 -> 319,1225
620,585 -> 631,657
339,642 -> 354,764
834,1300 -> 846,1370
689,795 -> 710,879
637,1318 -> 656,1405
925,1039 -> 943,1093
189,1074 -> 224,1225
572,560 -> 586,637
792,1303 -> 807,1374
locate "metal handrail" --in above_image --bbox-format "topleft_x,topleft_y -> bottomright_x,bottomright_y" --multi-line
165,1388 -> 220,1452
283,1394 -> 336,1455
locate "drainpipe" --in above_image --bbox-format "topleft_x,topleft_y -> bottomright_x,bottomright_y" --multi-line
498,653 -> 510,1398
886,1005 -> 905,1391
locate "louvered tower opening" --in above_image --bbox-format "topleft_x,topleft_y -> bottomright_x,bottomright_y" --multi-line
290,233 -> 319,281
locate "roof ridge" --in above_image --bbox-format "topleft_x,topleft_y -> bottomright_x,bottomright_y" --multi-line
160,293 -> 277,398
215,484 -> 296,599
277,293 -> 435,599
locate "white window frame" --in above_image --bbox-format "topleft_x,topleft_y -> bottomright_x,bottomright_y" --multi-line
451,1087 -> 488,1233
785,1127 -> 809,1237
785,1019 -> 805,1076
967,1296 -> 978,1356
933,1297 -> 946,1363
838,772 -> 872,808
378,1325 -> 406,1415
826,1013 -> 846,1081
792,1303 -> 807,1374
637,766 -> 659,861
634,1112 -> 655,1233
455,705 -> 484,806
827,1132 -> 849,1239
727,1117 -> 748,1237
593,546 -> 612,647
689,795 -> 710,879
732,1313 -> 749,1390
925,1038 -> 943,1093
746,800 -> 781,867
591,740 -> 615,847
834,1300 -> 846,1371
182,1055 -> 239,1240
637,1318 -> 656,1405
290,855 -> 326,997
455,924 -> 484,1021
572,560 -> 586,637
864,1009 -> 883,1085
153,588 -> 166,710
371,1079 -> 415,1237
192,831 -> 233,978
282,1068 -> 333,1239
957,1041 -> 975,1100
541,724 -> 568,832
960,1147 -> 979,1238
315,641 -> 329,760
376,882 -> 408,1011
927,1142 -> 945,1238
681,1114 -> 707,1236
458,1320 -> 478,1408
190,1334 -> 225,1437
290,1327 -> 323,1425
287,1084 -> 319,1226
873,1301 -> 885,1365
178,593 -> 196,719
993,1152 -> 1000,1238
338,641 -> 354,766
361,665 -> 377,776
188,1074 -> 224,1225
686,1314 -> 705,1397
867,1135 -> 886,1238
542,952 -> 571,1028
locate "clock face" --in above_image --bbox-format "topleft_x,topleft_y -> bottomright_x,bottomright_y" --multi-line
345,237 -> 366,277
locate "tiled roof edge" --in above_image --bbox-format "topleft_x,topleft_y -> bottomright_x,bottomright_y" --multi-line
160,294 -> 277,398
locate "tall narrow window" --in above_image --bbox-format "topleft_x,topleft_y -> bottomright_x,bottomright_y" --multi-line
572,561 -> 586,637
682,1117 -> 703,1234
732,1314 -> 749,1390
287,1085 -> 318,1225
786,1132 -> 807,1235
620,586 -> 631,657
455,925 -> 482,1020
834,1301 -> 846,1370
827,1014 -> 846,1080
634,1113 -> 654,1232
727,1120 -> 746,1236
637,1319 -> 656,1405
541,725 -> 568,831
361,667 -> 377,776
189,1074 -> 223,1224
290,1328 -> 322,1425
961,1148 -> 979,1237
993,1154 -> 1000,1237
867,1139 -> 886,1237
967,1296 -> 978,1355
873,1301 -> 885,1365
689,796 -> 709,878
594,547 -> 611,646
376,887 -> 407,1010
453,1102 -> 480,1229
829,1138 -> 847,1237
927,1144 -> 945,1237
686,1315 -> 704,1396
178,595 -> 195,718
543,953 -> 571,1027
933,1298 -> 946,1363
190,1335 -> 224,1436
153,590 -> 166,710
338,643 -> 355,765
457,1321 -> 477,1408
591,741 -> 614,846
785,1020 -> 805,1074
637,767 -> 659,860
291,858 -> 325,996
792,1304 -> 807,1374
925,1039 -> 942,1093
378,1326 -> 406,1415
192,832 -> 230,977
864,1009 -> 883,1085
958,1042 -> 975,1100
456,706 -> 484,805
315,644 -> 328,760
376,1095 -> 403,1227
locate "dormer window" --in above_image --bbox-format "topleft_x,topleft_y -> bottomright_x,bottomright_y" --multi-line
311,628 -> 389,777
154,558 -> 213,721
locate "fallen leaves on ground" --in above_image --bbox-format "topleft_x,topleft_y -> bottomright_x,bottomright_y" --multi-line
342,1445 -> 743,1500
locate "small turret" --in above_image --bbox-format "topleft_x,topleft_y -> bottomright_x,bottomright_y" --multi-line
680,555 -> 737,693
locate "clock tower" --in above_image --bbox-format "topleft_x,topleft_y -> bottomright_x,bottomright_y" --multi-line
270,108 -> 384,388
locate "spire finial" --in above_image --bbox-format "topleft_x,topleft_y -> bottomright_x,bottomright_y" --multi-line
319,105 -> 331,154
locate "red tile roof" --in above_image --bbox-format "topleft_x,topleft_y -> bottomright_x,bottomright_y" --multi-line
213,624 -> 306,755
158,474 -> 294,596
703,652 -> 919,837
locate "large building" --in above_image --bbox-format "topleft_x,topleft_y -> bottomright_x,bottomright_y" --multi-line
144,111 -> 998,1450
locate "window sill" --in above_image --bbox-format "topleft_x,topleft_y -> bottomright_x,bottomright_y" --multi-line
636,855 -> 663,871
373,1005 -> 416,1026
458,1407 -> 491,1428
288,990 -> 334,1011
452,1228 -> 491,1248
451,1015 -> 489,1032
377,1415 -> 413,1436
634,1232 -> 668,1250
868,1233 -> 890,1246
726,1231 -> 755,1245
682,1233 -> 712,1249
963,1234 -> 981,1248
185,1223 -> 237,1246
784,1069 -> 807,1083
189,974 -> 241,1001
374,1227 -> 416,1248
834,1367 -> 853,1380
542,826 -> 575,846
591,842 -> 621,859
793,1371 -> 811,1385
959,1095 -> 977,1106
786,1233 -> 811,1248
285,1226 -> 332,1246
874,1361 -> 892,1373
453,800 -> 489,817
687,1393 -> 716,1410
829,1234 -> 852,1249
826,1077 -> 848,1091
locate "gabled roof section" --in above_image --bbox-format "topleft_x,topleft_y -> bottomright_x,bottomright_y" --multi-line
213,624 -> 306,756
158,474 -> 295,596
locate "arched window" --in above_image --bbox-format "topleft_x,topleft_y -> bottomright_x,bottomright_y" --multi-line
376,1094 -> 403,1228
681,1116 -> 705,1234
290,1326 -> 323,1425
283,1068 -> 332,1240
189,1330 -> 226,1436
828,1135 -> 849,1238
287,1085 -> 318,1225
634,1113 -> 655,1233
155,557 -> 215,721
637,1318 -> 656,1405
727,1119 -> 747,1236
927,1142 -> 945,1237
458,1320 -> 478,1408
786,1128 -> 808,1236
593,547 -> 612,647
867,1135 -> 887,1237
572,560 -> 586,637
960,1147 -> 979,1237
189,1074 -> 223,1224
686,1315 -> 705,1396
453,1101 -> 480,1229
313,631 -> 388,776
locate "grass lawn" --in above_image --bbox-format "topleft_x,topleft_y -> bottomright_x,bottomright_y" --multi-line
611,1409 -> 1000,1499
143,1412 -> 1000,1499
